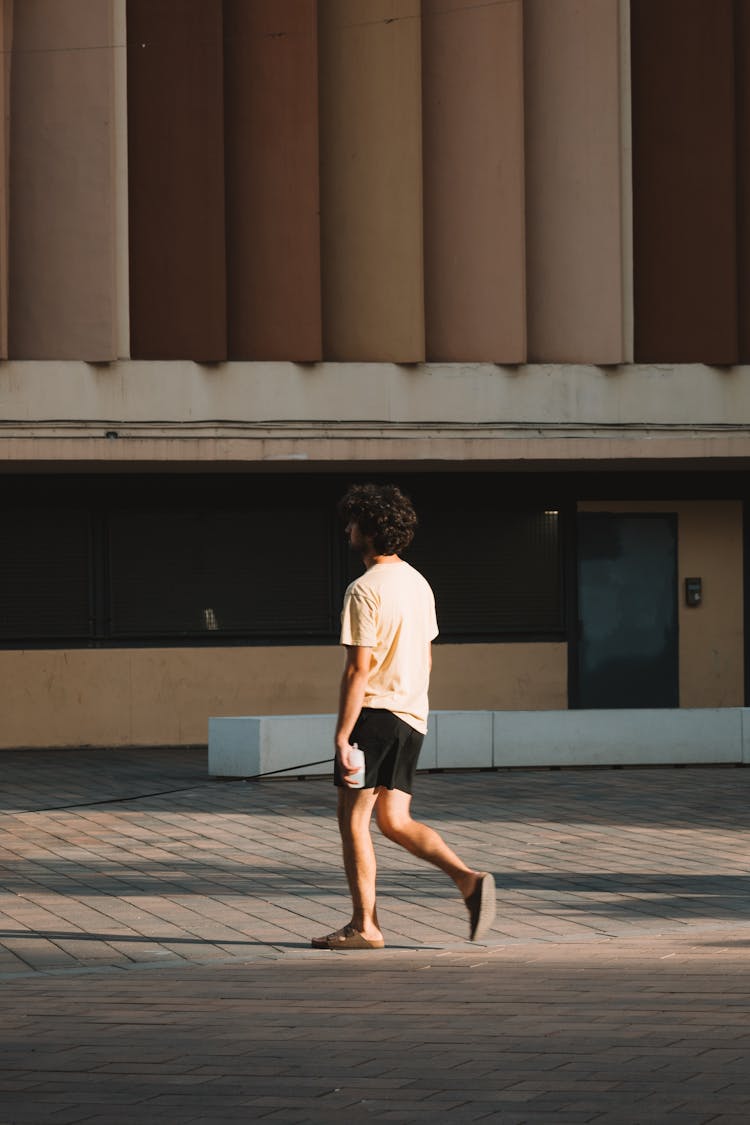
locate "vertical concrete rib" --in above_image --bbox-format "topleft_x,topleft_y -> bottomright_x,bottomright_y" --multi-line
8,1 -> 119,360
735,0 -> 750,362
112,0 -> 130,359
524,0 -> 627,364
0,1 -> 11,358
422,0 -> 525,362
127,0 -> 226,361
619,0 -> 634,364
318,0 -> 424,362
224,0 -> 321,361
631,0 -> 737,363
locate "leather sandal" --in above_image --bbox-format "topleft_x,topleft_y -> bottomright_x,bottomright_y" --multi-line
311,924 -> 385,950
465,872 -> 496,942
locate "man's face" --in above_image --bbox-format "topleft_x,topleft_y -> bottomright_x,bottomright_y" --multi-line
346,521 -> 368,555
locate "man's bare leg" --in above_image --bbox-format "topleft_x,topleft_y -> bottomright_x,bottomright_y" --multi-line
375,788 -> 482,900
336,786 -> 384,942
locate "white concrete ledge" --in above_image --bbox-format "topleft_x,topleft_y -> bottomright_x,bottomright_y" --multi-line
208,708 -> 750,778
493,709 -> 745,767
208,715 -> 335,779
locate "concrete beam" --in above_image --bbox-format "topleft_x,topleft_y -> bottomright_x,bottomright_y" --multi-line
3,361 -> 750,424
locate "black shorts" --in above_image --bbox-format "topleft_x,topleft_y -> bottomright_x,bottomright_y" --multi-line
334,708 -> 425,795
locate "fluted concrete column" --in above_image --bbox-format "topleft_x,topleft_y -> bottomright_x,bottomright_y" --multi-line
319,0 -> 424,362
224,0 -> 321,361
631,0 -> 737,363
736,0 -> 750,362
127,0 -> 226,361
0,0 -> 11,358
8,1 -> 120,360
525,0 -> 630,364
422,0 -> 525,362
113,0 -> 129,359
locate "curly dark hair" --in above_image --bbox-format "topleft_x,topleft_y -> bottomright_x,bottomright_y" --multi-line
338,483 -> 418,556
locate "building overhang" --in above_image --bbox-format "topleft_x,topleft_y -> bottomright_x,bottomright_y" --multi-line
1,361 -> 749,470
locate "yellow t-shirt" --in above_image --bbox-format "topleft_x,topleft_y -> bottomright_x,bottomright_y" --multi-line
340,560 -> 439,735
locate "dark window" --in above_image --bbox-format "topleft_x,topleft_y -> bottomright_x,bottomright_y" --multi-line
406,508 -> 562,637
0,475 -> 565,647
108,507 -> 334,640
0,509 -> 92,640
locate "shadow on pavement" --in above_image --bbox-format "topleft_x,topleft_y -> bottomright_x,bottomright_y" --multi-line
1,750 -> 750,830
1,859 -> 749,924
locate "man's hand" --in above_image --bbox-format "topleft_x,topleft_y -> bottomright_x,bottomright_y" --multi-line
336,741 -> 361,788
334,645 -> 371,787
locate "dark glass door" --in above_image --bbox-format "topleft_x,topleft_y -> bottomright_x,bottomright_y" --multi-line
576,513 -> 678,708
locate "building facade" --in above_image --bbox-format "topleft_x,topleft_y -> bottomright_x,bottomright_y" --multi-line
1,0 -> 748,749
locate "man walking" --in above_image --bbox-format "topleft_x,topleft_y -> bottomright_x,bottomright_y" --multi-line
312,483 -> 496,950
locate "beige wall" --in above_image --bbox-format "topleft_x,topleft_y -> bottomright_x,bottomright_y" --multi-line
0,647 -> 342,749
525,0 -> 629,363
422,0 -> 525,362
578,500 -> 744,707
430,643 -> 567,712
318,0 -> 424,361
0,642 -> 567,749
8,0 -> 119,360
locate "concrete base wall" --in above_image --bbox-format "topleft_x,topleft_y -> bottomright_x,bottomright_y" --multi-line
0,642 -> 566,750
208,708 -> 750,778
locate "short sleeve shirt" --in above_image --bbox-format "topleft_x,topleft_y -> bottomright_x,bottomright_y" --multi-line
340,560 -> 439,734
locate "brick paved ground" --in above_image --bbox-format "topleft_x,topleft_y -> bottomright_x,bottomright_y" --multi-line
0,750 -> 749,1123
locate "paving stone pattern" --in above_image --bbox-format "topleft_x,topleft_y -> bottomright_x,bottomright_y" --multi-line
0,750 -> 749,1123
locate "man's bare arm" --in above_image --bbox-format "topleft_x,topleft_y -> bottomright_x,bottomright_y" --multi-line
336,645 -> 372,781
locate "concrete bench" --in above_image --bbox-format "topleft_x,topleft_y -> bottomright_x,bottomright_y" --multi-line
208,708 -> 750,778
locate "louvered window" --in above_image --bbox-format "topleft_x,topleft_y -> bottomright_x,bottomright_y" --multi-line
0,509 -> 92,640
108,508 -> 335,640
406,508 -> 562,637
0,477 -> 565,646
